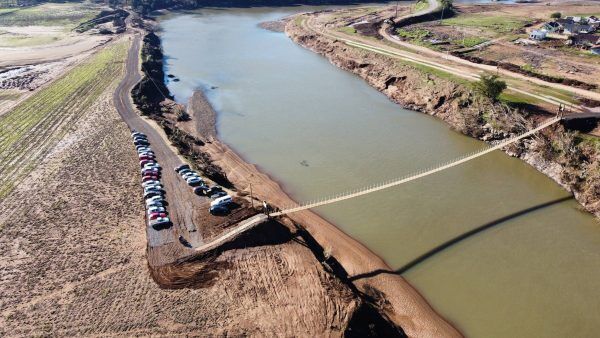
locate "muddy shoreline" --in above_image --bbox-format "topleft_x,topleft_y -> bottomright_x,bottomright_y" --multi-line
189,89 -> 463,337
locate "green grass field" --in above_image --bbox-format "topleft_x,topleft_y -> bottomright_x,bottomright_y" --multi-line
455,36 -> 488,48
499,91 -> 544,107
338,26 -> 356,35
0,42 -> 128,198
442,14 -> 532,34
0,33 -> 61,47
0,3 -> 98,27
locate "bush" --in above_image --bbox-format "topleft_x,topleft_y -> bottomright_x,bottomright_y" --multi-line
550,12 -> 561,19
473,73 -> 507,102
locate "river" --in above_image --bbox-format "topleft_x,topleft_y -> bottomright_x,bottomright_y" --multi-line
158,6 -> 600,338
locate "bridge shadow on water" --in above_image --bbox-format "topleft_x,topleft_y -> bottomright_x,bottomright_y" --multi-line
349,195 -> 573,282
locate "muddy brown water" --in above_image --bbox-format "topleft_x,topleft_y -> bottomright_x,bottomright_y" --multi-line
158,7 -> 600,337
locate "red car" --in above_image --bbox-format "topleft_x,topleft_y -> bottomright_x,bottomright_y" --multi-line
139,155 -> 155,161
149,212 -> 167,220
142,175 -> 159,182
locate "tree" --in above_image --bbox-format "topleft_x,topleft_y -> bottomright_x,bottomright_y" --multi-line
439,0 -> 453,23
440,0 -> 453,10
473,74 -> 507,102
550,12 -> 562,19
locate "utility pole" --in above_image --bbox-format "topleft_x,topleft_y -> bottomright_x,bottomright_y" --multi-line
249,183 -> 254,209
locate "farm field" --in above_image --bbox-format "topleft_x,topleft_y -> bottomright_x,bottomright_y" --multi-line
0,3 -> 100,48
0,3 -> 98,27
0,41 -> 128,199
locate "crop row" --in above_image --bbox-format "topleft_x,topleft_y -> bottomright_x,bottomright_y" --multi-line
0,42 -> 128,198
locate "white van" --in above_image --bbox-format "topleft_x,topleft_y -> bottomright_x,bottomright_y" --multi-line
210,195 -> 232,207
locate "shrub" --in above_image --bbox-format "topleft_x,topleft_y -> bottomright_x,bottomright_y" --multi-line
550,12 -> 561,19
473,73 -> 507,102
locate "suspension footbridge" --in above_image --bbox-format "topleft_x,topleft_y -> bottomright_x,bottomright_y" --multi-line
270,116 -> 563,216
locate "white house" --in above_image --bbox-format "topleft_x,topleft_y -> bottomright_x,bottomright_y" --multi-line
529,30 -> 547,41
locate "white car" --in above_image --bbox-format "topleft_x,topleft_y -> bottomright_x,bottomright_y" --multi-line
145,196 -> 164,207
147,206 -> 166,214
149,217 -> 172,228
143,163 -> 161,170
141,168 -> 159,175
186,177 -> 203,186
144,186 -> 163,193
142,180 -> 162,188
210,195 -> 232,207
181,172 -> 198,179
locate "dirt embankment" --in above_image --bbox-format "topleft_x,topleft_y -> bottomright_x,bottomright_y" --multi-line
186,90 -> 462,337
286,16 -> 600,217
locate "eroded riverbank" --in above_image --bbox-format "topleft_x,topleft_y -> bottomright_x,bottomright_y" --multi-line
133,21 -> 458,335
189,90 -> 462,337
157,6 -> 600,337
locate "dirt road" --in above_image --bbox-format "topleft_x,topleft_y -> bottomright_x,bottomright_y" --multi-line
376,2 -> 600,103
113,34 -> 210,265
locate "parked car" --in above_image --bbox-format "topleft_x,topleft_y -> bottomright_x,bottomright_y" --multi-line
133,137 -> 148,143
206,185 -> 223,195
193,185 -> 209,195
142,168 -> 160,175
142,175 -> 159,182
149,212 -> 167,220
179,168 -> 193,176
147,206 -> 166,214
186,177 -> 203,186
144,186 -> 163,194
136,147 -> 151,153
146,200 -> 164,208
131,131 -> 146,138
144,190 -> 163,199
174,164 -> 190,173
210,195 -> 232,207
142,180 -> 161,188
139,155 -> 155,162
209,204 -> 229,215
140,159 -> 156,167
149,217 -> 172,229
209,191 -> 227,199
146,197 -> 165,207
143,163 -> 161,170
181,171 -> 198,179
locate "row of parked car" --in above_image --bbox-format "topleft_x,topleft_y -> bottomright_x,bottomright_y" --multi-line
133,131 -> 172,229
174,164 -> 233,214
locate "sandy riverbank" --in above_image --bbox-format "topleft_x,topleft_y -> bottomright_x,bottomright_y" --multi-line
187,89 -> 462,337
